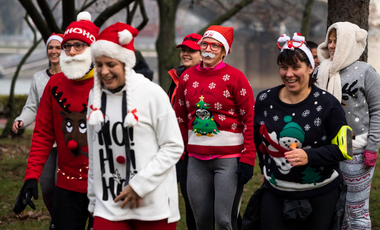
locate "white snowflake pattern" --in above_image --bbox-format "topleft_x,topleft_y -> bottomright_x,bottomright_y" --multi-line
304,124 -> 311,131
223,74 -> 230,81
214,102 -> 222,110
186,100 -> 190,108
260,121 -> 265,125
302,110 -> 310,117
259,93 -> 267,101
178,99 -> 184,106
209,82 -> 216,89
218,114 -> 226,121
223,90 -> 231,98
240,109 -> 246,116
177,117 -> 184,123
263,111 -> 268,117
183,74 -> 189,81
316,105 -> 322,112
321,136 -> 327,141
240,88 -> 247,96
229,109 -> 234,115
314,117 -> 322,127
188,113 -> 192,120
231,123 -> 238,130
313,92 -> 320,98
184,89 -> 187,96
192,81 -> 199,88
273,115 -> 279,121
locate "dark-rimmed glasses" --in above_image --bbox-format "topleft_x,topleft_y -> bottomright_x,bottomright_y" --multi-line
200,41 -> 223,51
62,42 -> 88,52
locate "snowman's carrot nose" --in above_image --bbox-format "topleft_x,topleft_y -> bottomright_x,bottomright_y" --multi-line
291,143 -> 297,148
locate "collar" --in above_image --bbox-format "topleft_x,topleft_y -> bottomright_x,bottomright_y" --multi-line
196,61 -> 225,72
76,68 -> 94,81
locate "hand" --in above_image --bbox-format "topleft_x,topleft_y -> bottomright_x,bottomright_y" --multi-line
363,150 -> 377,168
236,162 -> 253,184
13,179 -> 38,214
114,184 -> 142,209
284,145 -> 308,166
12,120 -> 23,133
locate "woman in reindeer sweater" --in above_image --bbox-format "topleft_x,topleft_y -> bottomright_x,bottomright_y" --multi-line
174,25 -> 256,230
87,22 -> 183,230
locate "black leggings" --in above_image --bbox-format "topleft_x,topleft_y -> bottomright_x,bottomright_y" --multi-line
261,187 -> 340,230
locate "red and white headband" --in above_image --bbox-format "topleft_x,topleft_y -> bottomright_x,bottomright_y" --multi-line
277,33 -> 315,69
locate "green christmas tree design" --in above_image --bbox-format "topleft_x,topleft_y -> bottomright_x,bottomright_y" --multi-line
301,166 -> 322,185
192,95 -> 220,137
269,173 -> 277,186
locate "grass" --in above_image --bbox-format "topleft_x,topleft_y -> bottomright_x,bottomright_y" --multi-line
0,129 -> 379,229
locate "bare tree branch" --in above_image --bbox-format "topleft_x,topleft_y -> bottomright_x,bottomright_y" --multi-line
37,0 -> 61,35
79,0 -> 98,12
93,0 -> 134,27
18,0 -> 50,41
62,0 -> 76,30
135,0 -> 149,31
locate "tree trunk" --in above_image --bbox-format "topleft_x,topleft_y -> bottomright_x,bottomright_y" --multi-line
156,0 -> 181,92
327,0 -> 369,61
300,0 -> 315,40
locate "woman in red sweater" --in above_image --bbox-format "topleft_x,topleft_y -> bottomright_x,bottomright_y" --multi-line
174,25 -> 256,230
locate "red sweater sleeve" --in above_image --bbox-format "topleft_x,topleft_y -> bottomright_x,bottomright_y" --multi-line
174,73 -> 189,147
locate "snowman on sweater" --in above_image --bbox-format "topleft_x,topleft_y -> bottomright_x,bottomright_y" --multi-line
266,116 -> 307,174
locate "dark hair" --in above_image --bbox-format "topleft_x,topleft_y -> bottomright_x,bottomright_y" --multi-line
277,49 -> 316,86
306,40 -> 318,49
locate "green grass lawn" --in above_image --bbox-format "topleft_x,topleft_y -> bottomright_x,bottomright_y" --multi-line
0,129 -> 380,229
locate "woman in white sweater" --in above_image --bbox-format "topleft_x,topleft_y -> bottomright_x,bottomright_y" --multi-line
87,22 -> 183,230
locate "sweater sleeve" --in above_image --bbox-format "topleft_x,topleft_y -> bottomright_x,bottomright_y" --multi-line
174,75 -> 189,147
15,75 -> 39,127
306,100 -> 347,165
24,82 -> 55,181
253,94 -> 264,172
86,90 -> 96,213
363,66 -> 380,152
232,73 -> 256,166
129,90 -> 184,198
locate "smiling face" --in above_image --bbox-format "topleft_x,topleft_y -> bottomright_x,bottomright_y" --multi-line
328,29 -> 337,61
47,40 -> 62,65
279,58 -> 313,96
180,46 -> 202,68
201,37 -> 225,68
95,56 -> 126,90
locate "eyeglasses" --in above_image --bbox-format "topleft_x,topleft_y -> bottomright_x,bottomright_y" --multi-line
62,42 -> 88,52
200,41 -> 223,51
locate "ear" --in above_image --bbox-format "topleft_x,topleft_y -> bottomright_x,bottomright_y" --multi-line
307,64 -> 314,75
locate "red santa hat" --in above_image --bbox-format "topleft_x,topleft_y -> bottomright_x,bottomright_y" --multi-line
202,25 -> 234,56
46,33 -> 64,50
62,11 -> 99,46
88,22 -> 139,127
176,33 -> 202,50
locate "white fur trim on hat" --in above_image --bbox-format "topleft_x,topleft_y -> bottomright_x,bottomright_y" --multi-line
202,30 -> 230,57
77,11 -> 91,21
46,35 -> 63,46
91,40 -> 136,68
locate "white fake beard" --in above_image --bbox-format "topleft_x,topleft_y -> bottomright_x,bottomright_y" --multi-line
202,51 -> 216,58
60,47 -> 92,80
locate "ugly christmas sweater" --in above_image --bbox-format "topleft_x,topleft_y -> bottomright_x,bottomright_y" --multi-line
174,64 -> 256,166
25,70 -> 94,193
254,85 -> 347,199
87,72 -> 183,222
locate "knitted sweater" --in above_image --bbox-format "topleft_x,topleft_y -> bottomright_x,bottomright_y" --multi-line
254,85 -> 347,199
87,72 -> 183,222
25,71 -> 94,193
174,64 -> 256,165
15,69 -> 50,127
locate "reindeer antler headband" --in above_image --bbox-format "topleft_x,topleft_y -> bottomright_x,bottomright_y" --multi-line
277,33 -> 315,69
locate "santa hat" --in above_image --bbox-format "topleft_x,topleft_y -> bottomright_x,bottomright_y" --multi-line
88,22 -> 139,127
176,33 -> 202,50
277,32 -> 315,69
202,25 -> 234,56
46,33 -> 64,50
62,11 -> 99,46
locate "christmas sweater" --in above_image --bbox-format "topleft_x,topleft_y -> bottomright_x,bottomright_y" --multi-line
87,72 -> 183,222
25,70 -> 94,193
15,69 -> 51,127
254,85 -> 347,199
174,64 -> 256,166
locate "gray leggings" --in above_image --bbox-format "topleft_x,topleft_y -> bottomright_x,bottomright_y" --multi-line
39,147 -> 57,216
187,157 -> 243,230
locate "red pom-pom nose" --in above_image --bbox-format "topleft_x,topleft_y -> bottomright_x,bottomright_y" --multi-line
68,140 -> 78,150
116,156 -> 126,164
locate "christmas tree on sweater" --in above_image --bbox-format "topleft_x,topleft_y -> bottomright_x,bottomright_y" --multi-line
192,95 -> 220,137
